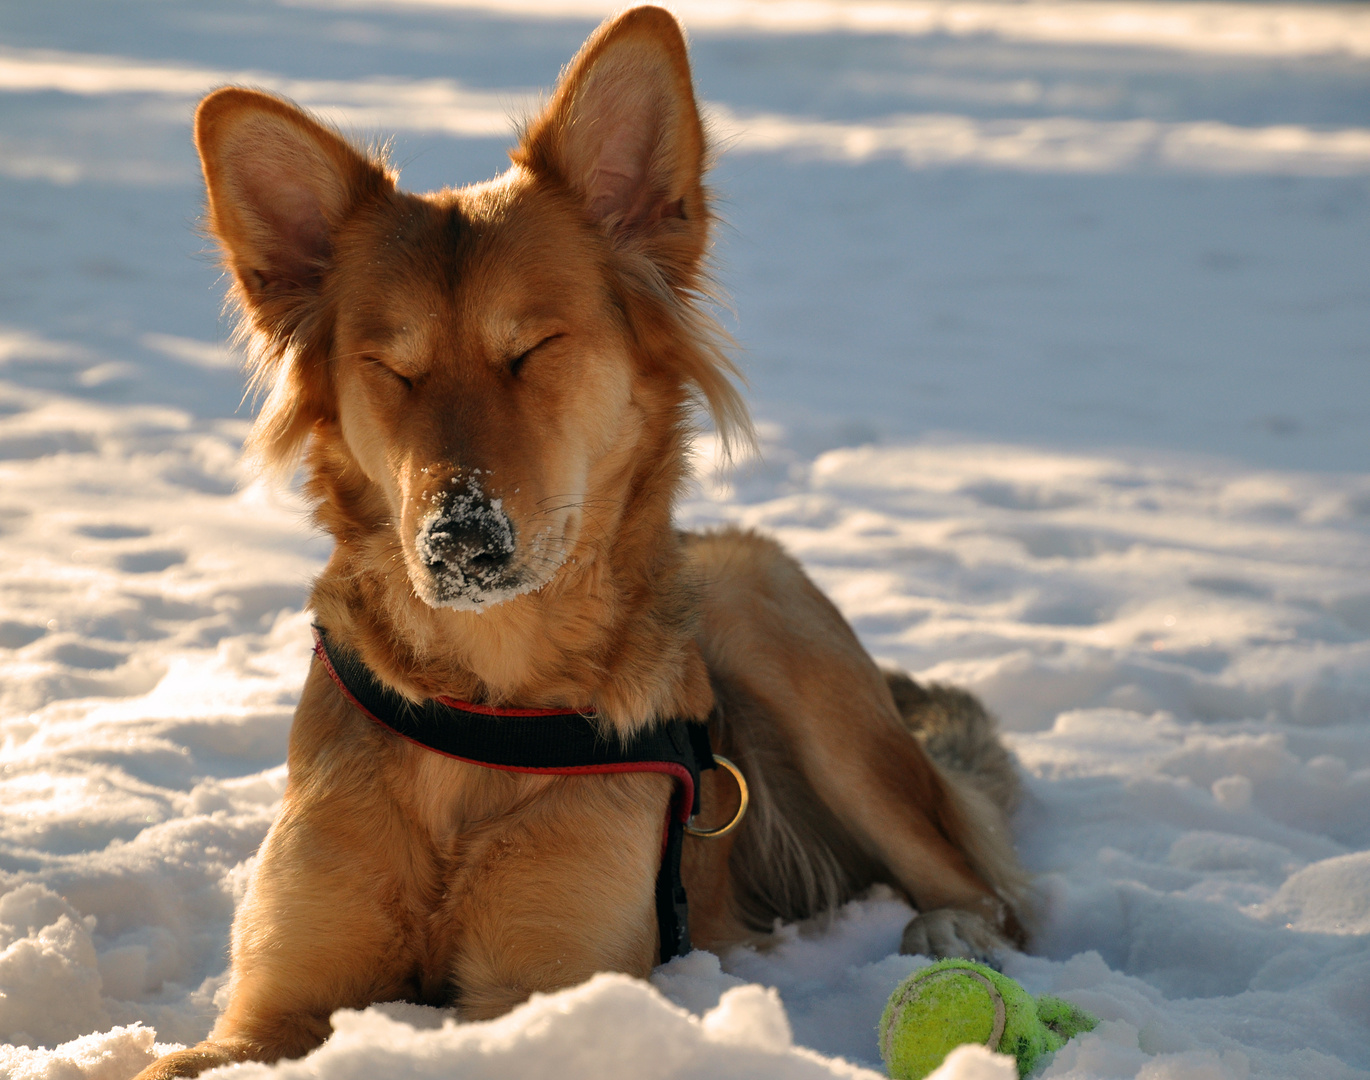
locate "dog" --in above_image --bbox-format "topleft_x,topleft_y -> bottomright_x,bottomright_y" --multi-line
133,9 -> 1027,1076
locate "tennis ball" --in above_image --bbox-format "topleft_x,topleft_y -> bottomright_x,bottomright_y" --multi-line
878,959 -> 1097,1080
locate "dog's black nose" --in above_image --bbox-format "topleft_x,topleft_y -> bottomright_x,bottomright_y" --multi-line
417,492 -> 516,581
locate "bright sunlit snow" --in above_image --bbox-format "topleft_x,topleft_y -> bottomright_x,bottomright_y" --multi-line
1,2 -> 1367,1078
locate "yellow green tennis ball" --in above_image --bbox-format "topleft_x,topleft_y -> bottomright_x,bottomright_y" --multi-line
878,959 -> 1098,1079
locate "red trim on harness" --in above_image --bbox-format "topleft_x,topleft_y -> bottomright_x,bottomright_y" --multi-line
314,635 -> 696,825
434,696 -> 592,718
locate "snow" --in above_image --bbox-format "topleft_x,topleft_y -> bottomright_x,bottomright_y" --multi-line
1,1 -> 1368,1078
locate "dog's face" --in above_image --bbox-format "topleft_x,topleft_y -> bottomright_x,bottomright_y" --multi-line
323,183 -> 639,609
195,8 -> 743,611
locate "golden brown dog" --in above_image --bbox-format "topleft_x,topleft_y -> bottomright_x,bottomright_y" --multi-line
134,9 -> 1027,1076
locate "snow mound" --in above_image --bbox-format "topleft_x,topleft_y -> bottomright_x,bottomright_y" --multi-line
0,885 -> 108,1049
223,976 -> 883,1080
1257,851 -> 1370,935
0,1025 -> 157,1080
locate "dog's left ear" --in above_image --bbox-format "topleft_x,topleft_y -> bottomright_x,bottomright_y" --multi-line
515,6 -> 708,283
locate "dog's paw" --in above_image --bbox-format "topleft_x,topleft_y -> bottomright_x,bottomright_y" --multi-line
129,1040 -> 254,1080
899,908 -> 1007,965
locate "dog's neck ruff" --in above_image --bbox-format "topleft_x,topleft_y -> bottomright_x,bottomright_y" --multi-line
311,624 -> 713,962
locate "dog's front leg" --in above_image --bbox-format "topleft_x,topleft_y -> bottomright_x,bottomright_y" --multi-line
132,794 -> 424,1077
133,667 -> 431,1079
443,770 -> 671,1020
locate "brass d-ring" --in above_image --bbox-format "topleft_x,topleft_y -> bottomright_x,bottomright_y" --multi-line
684,756 -> 749,839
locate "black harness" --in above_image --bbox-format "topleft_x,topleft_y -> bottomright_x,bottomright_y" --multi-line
311,625 -> 715,961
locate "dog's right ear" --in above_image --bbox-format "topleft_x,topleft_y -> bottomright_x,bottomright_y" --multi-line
195,87 -> 392,331
195,89 -> 393,471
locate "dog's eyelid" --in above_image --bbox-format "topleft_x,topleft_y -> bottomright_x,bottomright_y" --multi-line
508,332 -> 565,377
363,355 -> 415,390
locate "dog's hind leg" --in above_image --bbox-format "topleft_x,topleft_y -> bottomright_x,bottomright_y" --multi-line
688,529 -> 1027,959
878,669 -> 1030,955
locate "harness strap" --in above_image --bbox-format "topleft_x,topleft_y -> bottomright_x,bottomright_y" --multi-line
311,625 -> 713,961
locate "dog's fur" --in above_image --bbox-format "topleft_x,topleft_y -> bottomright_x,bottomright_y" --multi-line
133,10 -> 1028,1077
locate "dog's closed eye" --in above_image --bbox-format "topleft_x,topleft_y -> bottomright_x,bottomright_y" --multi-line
509,334 -> 564,378
364,357 -> 414,390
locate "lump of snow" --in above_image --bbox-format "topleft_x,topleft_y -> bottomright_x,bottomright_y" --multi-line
926,1044 -> 1017,1080
700,984 -> 794,1053
651,949 -> 750,1018
1134,1049 -> 1250,1080
0,883 -> 109,1048
0,1023 -> 157,1080
224,974 -> 884,1080
1258,851 -> 1370,935
1040,1019 -> 1150,1078
1210,775 -> 1253,812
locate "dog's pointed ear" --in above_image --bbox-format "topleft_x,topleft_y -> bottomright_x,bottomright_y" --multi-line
194,87 -> 392,322
514,6 -> 708,280
195,89 -> 393,473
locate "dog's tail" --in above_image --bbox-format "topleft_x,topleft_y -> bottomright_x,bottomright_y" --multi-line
883,671 -> 1021,819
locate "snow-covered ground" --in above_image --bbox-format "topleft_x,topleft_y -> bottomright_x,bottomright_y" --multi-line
2,2 -> 1368,1078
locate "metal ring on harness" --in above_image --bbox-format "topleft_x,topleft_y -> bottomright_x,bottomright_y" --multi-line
684,755 -> 749,839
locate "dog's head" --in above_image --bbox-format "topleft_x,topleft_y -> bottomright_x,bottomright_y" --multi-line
195,7 -> 748,612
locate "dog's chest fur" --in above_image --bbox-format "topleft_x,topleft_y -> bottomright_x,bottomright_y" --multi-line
279,659 -> 675,1006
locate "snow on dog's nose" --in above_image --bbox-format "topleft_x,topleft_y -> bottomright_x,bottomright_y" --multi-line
414,482 -> 518,608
